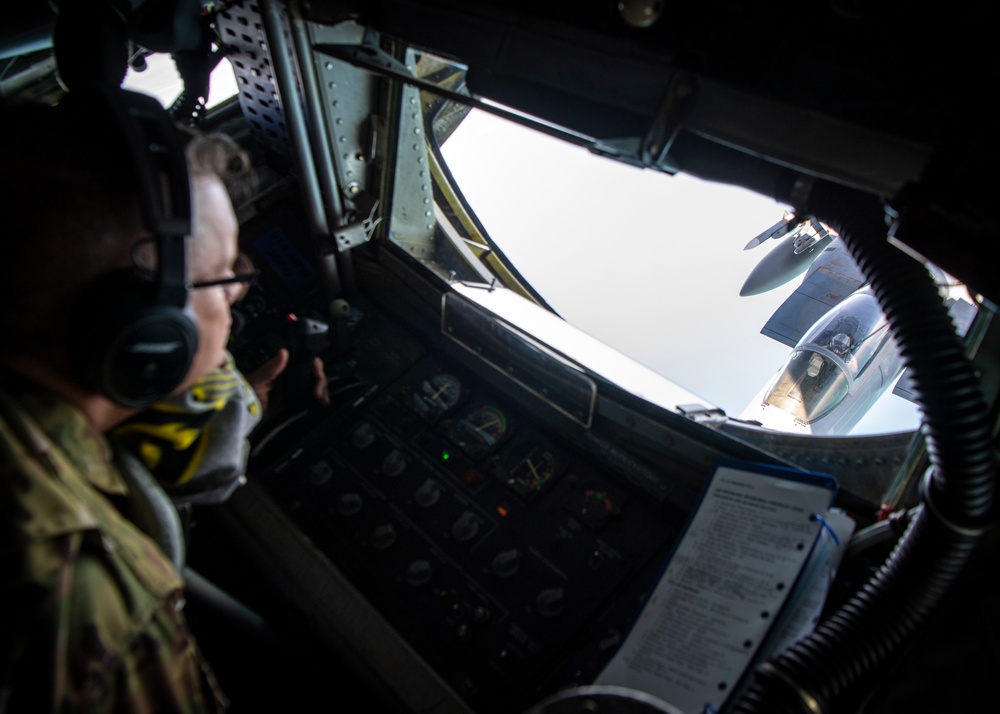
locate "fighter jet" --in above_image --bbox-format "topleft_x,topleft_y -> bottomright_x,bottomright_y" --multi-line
738,231 -> 977,434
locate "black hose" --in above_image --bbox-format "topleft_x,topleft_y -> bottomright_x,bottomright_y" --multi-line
728,179 -> 996,713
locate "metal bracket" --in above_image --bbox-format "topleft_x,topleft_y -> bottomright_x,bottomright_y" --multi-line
641,72 -> 698,168
677,403 -> 728,427
335,195 -> 382,252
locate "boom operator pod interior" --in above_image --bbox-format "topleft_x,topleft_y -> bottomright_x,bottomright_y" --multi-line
2,1 -> 998,713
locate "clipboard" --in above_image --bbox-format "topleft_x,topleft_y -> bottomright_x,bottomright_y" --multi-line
595,459 -> 850,714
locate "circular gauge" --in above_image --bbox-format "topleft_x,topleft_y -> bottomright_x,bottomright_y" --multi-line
580,488 -> 615,522
506,442 -> 559,496
461,405 -> 508,450
412,373 -> 462,417
565,482 -> 621,529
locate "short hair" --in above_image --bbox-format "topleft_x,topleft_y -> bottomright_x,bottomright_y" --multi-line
0,95 -> 252,374
184,129 -> 257,208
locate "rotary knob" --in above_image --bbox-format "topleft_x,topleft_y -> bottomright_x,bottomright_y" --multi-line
406,559 -> 433,586
415,479 -> 442,507
492,548 -> 521,577
452,511 -> 481,542
535,587 -> 566,617
371,524 -> 397,549
307,460 -> 332,486
351,422 -> 375,449
382,448 -> 407,477
337,492 -> 363,516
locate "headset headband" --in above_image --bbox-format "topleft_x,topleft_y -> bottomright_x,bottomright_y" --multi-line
84,84 -> 192,307
61,84 -> 199,407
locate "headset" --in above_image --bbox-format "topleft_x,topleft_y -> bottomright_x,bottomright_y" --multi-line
67,85 -> 199,408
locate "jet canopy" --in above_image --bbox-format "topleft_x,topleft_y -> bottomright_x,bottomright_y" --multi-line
761,287 -> 894,426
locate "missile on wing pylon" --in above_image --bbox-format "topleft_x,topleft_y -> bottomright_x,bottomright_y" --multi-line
740,219 -> 835,297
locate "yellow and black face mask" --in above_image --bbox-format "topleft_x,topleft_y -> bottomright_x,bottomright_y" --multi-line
113,351 -> 262,505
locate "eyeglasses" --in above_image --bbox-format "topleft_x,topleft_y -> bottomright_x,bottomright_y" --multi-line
186,270 -> 259,292
132,238 -> 259,303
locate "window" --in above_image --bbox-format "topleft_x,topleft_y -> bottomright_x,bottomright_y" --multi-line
122,52 -> 237,109
432,108 -> 923,434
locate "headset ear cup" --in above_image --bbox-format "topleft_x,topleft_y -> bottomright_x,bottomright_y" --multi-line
71,270 -> 198,408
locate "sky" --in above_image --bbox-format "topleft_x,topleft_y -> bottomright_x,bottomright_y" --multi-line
124,54 -> 921,435
440,110 -> 922,435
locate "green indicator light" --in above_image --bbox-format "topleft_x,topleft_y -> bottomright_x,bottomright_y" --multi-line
441,450 -> 451,461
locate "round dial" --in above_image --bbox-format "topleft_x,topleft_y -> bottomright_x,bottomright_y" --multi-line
497,439 -> 566,500
411,373 -> 462,418
505,442 -> 560,497
462,405 -> 508,447
564,481 -> 622,530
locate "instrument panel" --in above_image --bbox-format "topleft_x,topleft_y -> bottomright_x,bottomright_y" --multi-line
252,355 -> 683,709
234,278 -> 692,711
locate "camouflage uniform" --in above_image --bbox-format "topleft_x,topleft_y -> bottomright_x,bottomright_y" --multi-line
0,380 -> 228,712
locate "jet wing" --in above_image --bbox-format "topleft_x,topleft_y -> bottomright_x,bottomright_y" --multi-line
759,239 -> 866,348
892,295 -> 978,401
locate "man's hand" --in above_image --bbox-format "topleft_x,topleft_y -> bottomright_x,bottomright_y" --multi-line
246,349 -> 330,412
247,348 -> 289,413
311,357 -> 330,406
